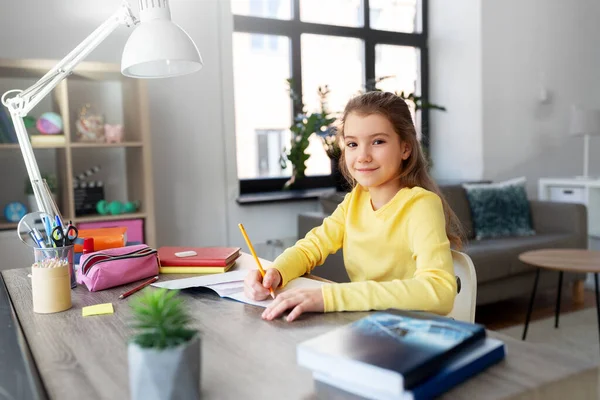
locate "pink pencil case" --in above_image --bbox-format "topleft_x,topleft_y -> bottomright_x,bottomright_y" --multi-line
76,244 -> 159,292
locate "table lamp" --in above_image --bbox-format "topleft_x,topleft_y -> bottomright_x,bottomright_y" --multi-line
569,105 -> 600,180
0,0 -> 202,226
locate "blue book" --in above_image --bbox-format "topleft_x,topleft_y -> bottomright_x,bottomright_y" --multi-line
313,337 -> 506,400
0,107 -> 17,143
297,310 -> 487,397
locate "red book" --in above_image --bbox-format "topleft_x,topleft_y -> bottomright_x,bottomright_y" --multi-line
158,247 -> 241,267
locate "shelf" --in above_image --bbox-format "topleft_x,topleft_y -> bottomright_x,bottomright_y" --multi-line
0,143 -> 68,149
74,212 -> 147,224
0,58 -> 123,81
236,188 -> 337,205
0,142 -> 144,150
70,142 -> 143,149
0,221 -> 18,230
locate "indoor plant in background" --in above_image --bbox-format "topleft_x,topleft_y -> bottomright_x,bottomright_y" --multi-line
25,173 -> 58,212
280,79 -> 337,190
128,288 -> 200,400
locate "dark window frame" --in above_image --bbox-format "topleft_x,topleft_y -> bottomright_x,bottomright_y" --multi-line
234,0 -> 429,195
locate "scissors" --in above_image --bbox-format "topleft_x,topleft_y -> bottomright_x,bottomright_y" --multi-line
51,221 -> 79,247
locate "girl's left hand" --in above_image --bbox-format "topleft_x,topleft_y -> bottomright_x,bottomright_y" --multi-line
261,288 -> 324,322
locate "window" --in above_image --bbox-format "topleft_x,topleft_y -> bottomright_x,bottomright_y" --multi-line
232,0 -> 428,194
256,129 -> 290,176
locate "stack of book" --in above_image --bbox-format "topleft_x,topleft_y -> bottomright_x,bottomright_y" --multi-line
0,108 -> 17,144
297,310 -> 505,400
157,247 -> 241,274
74,227 -> 128,253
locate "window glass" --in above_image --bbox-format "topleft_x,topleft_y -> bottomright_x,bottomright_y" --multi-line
370,0 -> 421,33
232,33 -> 292,179
301,34 -> 365,176
300,0 -> 363,27
231,0 -> 292,20
375,44 -> 420,130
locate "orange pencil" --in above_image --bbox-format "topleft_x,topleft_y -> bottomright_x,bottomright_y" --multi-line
238,223 -> 276,299
119,276 -> 159,300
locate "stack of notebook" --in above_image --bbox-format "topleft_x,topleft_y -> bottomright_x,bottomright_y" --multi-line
297,310 -> 505,400
74,227 -> 128,253
157,246 -> 241,274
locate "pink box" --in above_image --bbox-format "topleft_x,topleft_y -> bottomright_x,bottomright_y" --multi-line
77,218 -> 145,244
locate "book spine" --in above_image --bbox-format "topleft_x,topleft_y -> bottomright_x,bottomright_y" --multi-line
159,258 -> 237,267
74,235 -> 126,253
159,267 -> 226,274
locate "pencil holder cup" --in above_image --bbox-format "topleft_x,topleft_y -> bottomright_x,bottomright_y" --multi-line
31,245 -> 74,314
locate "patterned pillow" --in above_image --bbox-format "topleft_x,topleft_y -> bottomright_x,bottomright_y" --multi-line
462,177 -> 535,240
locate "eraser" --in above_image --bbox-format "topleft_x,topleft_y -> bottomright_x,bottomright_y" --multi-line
175,250 -> 197,258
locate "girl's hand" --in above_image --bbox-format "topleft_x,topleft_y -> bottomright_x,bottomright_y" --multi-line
262,288 -> 324,322
244,268 -> 282,301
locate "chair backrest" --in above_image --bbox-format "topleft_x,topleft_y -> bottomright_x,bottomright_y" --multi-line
447,250 -> 477,323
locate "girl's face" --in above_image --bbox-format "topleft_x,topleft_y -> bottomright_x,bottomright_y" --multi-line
343,112 -> 411,191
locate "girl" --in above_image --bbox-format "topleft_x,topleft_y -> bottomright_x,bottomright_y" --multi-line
244,91 -> 463,322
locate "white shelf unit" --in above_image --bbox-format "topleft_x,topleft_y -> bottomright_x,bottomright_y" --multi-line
538,177 -> 600,238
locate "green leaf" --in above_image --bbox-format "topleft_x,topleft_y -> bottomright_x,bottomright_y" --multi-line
129,287 -> 197,350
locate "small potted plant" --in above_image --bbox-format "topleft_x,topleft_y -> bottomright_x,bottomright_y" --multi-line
25,173 -> 58,212
128,288 -> 200,400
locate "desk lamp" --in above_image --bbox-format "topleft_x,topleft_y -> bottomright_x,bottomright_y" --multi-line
1,0 -> 202,225
569,106 -> 600,180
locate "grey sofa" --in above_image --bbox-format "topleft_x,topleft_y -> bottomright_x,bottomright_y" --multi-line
298,185 -> 588,306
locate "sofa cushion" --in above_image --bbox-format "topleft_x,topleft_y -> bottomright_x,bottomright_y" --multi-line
463,177 -> 535,240
465,233 -> 582,284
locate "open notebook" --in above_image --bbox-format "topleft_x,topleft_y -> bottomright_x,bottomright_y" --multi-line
152,269 -> 325,308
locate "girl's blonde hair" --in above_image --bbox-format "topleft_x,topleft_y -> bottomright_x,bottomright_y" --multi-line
337,91 -> 464,249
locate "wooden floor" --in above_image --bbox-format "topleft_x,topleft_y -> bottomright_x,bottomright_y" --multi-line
476,286 -> 597,331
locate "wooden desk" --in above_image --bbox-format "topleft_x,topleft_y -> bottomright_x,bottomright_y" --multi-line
1,255 -> 599,399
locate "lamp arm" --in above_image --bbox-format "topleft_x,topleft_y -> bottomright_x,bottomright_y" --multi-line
0,1 -> 137,219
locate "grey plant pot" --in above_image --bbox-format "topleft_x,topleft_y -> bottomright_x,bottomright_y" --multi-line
128,334 -> 201,400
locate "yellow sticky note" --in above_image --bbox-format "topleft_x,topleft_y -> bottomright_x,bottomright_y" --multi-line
82,303 -> 114,317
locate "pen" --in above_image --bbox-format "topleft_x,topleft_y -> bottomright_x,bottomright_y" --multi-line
238,223 -> 276,300
41,215 -> 53,247
23,221 -> 46,248
118,276 -> 159,300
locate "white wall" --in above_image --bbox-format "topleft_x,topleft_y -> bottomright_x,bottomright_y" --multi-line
0,0 -> 318,251
430,0 -> 600,196
481,0 -> 600,196
429,0 -> 483,182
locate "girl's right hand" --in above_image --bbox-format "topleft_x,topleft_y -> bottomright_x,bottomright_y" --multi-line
244,268 -> 282,301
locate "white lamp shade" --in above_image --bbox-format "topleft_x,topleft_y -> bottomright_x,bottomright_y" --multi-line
569,106 -> 600,136
121,19 -> 203,78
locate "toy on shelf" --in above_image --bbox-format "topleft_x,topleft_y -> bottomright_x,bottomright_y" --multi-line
104,124 -> 124,143
4,201 -> 27,222
36,112 -> 63,135
73,165 -> 105,216
96,200 -> 140,215
76,103 -> 104,142
23,116 -> 37,135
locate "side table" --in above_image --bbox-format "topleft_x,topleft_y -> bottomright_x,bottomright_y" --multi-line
519,249 -> 600,352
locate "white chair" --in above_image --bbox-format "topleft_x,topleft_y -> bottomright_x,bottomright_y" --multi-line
447,250 -> 477,323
